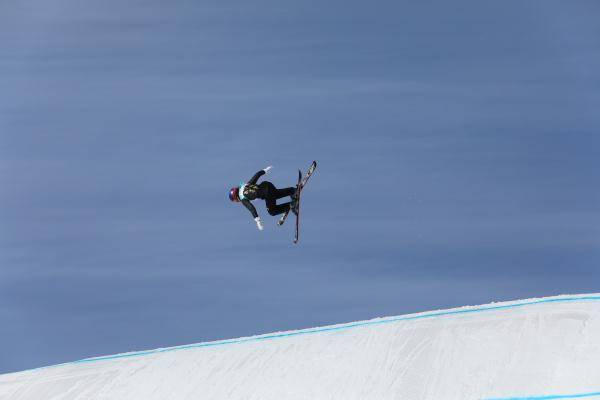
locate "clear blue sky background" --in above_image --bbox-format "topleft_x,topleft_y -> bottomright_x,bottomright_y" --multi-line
1,0 -> 599,373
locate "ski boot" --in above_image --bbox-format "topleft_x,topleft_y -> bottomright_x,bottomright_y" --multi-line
290,189 -> 300,215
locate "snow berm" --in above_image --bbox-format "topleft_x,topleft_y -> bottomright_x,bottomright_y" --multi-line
1,294 -> 599,400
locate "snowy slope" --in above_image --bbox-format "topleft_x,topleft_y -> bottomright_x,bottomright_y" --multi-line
1,294 -> 600,400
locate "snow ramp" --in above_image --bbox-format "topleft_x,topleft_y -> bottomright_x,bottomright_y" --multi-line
1,294 -> 600,400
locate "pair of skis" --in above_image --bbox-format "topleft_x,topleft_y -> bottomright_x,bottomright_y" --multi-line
277,161 -> 317,244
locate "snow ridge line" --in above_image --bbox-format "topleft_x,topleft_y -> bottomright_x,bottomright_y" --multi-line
29,294 -> 600,372
484,390 -> 600,399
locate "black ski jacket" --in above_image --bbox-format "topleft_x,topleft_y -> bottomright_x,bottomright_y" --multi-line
240,170 -> 266,219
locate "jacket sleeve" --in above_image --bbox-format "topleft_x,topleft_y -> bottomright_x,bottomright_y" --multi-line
242,199 -> 258,219
248,170 -> 265,185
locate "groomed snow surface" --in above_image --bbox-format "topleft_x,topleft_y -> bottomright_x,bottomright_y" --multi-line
1,294 -> 599,400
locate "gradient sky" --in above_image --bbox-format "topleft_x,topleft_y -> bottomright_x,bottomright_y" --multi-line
1,0 -> 599,374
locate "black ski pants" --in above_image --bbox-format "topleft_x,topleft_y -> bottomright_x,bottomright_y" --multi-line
259,181 -> 295,216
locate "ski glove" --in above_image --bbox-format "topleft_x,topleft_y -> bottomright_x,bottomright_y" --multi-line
263,166 -> 273,174
254,217 -> 264,231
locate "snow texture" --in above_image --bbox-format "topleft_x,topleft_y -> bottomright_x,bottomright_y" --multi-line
1,294 -> 600,400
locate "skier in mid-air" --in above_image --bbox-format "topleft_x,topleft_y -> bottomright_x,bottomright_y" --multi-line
229,166 -> 297,231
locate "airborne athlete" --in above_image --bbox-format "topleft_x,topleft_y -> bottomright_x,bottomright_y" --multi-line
228,166 -> 297,231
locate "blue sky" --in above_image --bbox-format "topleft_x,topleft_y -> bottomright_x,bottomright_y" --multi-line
1,0 -> 599,373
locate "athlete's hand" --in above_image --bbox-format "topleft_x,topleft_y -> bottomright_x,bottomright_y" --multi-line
263,165 -> 273,174
254,217 -> 264,231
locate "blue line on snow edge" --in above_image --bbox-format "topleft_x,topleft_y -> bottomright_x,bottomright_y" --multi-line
484,390 -> 600,400
27,294 -> 600,371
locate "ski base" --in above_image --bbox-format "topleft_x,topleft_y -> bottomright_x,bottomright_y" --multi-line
294,161 -> 317,243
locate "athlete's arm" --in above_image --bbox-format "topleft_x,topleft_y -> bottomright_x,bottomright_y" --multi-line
241,199 -> 259,219
247,170 -> 265,185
